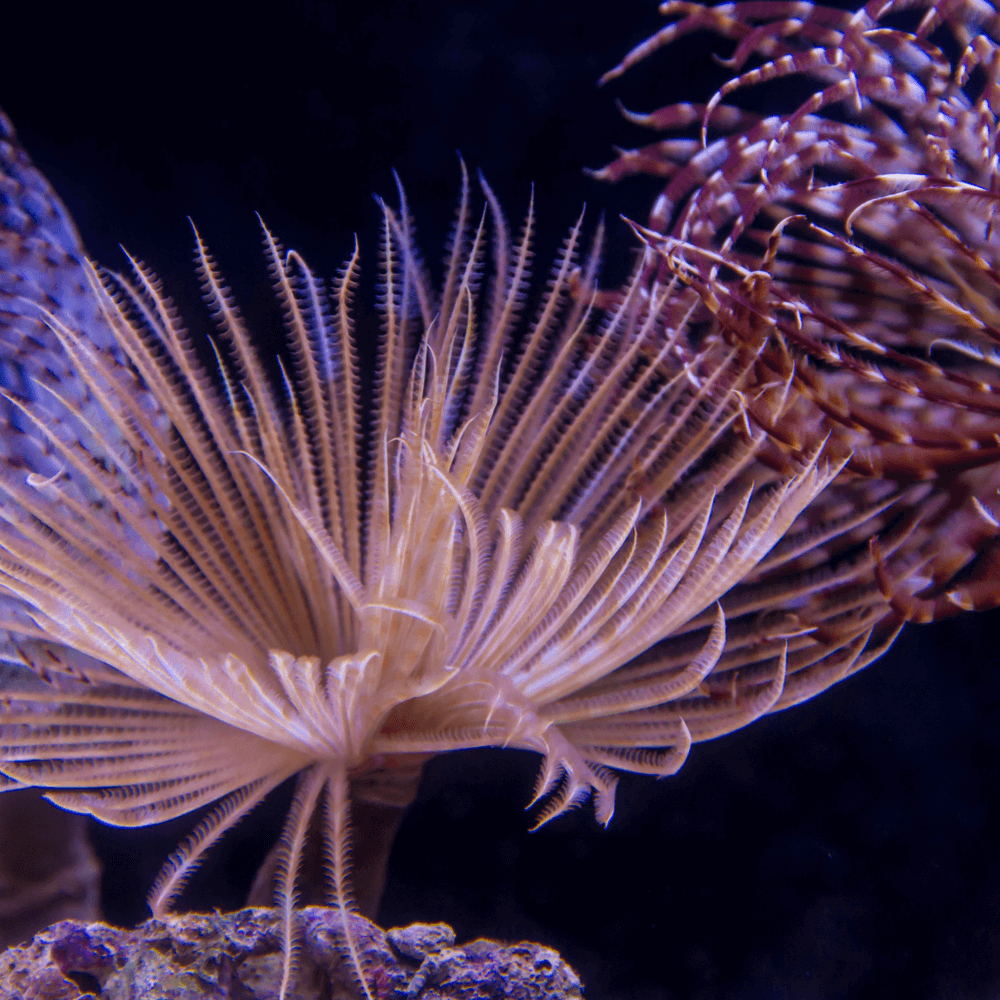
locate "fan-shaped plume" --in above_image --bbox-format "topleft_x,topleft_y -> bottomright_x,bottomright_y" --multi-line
0,140 -> 838,990
594,0 -> 1000,711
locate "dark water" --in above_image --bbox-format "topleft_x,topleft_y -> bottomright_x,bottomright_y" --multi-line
3,1 -> 999,996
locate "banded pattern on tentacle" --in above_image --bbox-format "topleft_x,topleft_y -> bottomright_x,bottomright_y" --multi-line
594,0 -> 1000,713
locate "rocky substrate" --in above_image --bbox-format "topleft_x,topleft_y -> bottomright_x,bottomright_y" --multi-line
0,907 -> 584,999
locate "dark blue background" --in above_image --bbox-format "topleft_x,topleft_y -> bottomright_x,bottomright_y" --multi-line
2,2 -> 999,997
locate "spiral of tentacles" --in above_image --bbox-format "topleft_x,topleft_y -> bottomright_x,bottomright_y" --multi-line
592,0 -> 1000,715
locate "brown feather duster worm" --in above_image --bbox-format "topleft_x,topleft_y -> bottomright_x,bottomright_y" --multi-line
594,0 -> 1000,708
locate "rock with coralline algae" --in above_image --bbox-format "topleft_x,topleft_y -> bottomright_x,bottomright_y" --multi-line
0,907 -> 585,999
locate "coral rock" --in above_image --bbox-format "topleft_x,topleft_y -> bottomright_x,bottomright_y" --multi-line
0,908 -> 584,999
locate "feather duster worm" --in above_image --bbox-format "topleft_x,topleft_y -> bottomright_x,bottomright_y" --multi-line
594,0 -> 1000,716
0,135 -> 837,992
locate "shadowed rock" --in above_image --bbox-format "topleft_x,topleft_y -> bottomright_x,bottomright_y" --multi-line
0,908 -> 584,1000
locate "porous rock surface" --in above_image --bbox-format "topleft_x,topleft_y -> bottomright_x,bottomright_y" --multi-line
0,907 -> 584,999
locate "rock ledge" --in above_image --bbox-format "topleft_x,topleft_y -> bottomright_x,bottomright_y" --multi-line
0,907 -> 584,999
